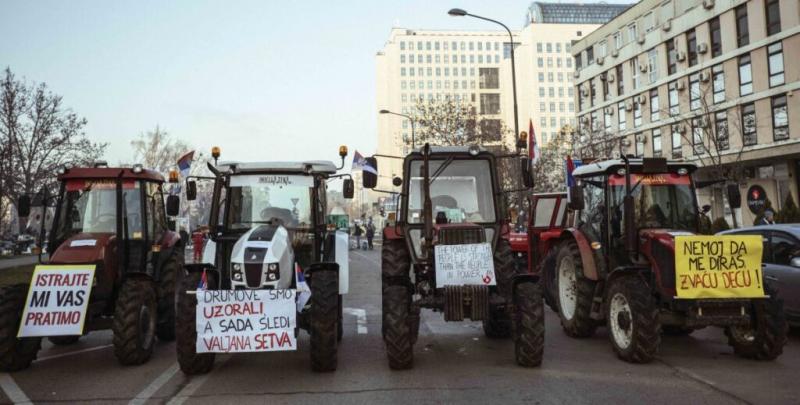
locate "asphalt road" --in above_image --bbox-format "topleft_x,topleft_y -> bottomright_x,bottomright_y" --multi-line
1,247 -> 799,404
0,255 -> 40,270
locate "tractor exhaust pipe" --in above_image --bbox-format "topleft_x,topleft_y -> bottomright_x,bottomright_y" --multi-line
621,155 -> 637,259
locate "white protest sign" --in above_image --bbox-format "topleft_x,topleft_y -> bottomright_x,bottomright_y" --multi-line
435,242 -> 496,287
196,289 -> 297,353
18,265 -> 95,338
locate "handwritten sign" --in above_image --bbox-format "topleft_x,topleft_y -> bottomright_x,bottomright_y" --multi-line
196,289 -> 297,353
18,265 -> 95,337
675,235 -> 765,299
435,242 -> 496,287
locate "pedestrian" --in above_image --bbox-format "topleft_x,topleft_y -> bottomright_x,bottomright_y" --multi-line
192,231 -> 204,263
698,205 -> 712,234
758,209 -> 776,225
354,223 -> 363,250
366,223 -> 375,250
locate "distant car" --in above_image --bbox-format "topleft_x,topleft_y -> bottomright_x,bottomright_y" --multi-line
719,224 -> 800,327
0,241 -> 13,256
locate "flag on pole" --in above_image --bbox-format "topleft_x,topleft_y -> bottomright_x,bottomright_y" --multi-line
177,151 -> 195,178
197,269 -> 208,290
565,155 -> 582,188
295,263 -> 312,311
352,150 -> 377,175
529,119 -> 540,164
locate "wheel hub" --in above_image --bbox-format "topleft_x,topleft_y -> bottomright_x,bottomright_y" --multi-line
609,293 -> 633,350
558,256 -> 577,320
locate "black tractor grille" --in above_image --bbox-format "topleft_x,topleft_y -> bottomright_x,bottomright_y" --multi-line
438,228 -> 485,245
243,247 -> 267,288
652,241 -> 675,291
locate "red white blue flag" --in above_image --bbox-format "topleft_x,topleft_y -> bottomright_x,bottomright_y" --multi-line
197,269 -> 208,290
529,119 -> 540,165
295,263 -> 311,311
177,151 -> 194,178
352,150 -> 377,175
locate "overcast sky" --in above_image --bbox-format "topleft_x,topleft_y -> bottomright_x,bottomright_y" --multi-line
1,0 -> 631,166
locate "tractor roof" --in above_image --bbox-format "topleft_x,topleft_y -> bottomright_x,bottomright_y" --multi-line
572,158 -> 696,178
58,167 -> 164,183
217,161 -> 338,175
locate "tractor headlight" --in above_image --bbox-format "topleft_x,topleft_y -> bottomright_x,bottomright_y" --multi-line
265,262 -> 279,282
232,263 -> 242,281
268,263 -> 278,271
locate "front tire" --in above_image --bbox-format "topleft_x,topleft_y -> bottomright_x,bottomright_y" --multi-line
725,288 -> 787,361
0,284 -> 41,371
513,281 -> 545,367
606,275 -> 660,363
176,271 -> 215,375
156,254 -> 179,342
113,278 -> 158,365
555,241 -> 598,338
383,285 -> 413,370
310,269 -> 339,372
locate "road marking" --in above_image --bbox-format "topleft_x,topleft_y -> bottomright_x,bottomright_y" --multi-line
350,250 -> 380,266
166,355 -> 231,405
344,307 -> 368,334
129,363 -> 180,405
0,373 -> 32,405
33,344 -> 113,363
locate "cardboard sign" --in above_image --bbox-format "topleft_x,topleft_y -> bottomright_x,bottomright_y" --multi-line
196,289 -> 297,353
18,265 -> 95,337
674,235 -> 765,299
435,242 -> 496,287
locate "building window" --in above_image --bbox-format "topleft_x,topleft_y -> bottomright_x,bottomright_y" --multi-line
712,64 -> 725,104
558,73 -> 564,82
668,81 -> 680,116
546,43 -> 552,53
689,74 -> 701,111
604,109 -> 613,131
647,48 -> 658,83
568,87 -> 574,97
650,89 -> 660,122
537,42 -> 542,52
633,101 -> 642,128
566,58 -> 572,68
480,94 -> 500,115
652,128 -> 662,157
772,95 -> 789,141
540,117 -> 547,127
709,17 -> 722,58
616,64 -> 624,96
644,12 -> 655,33
559,87 -> 564,97
556,43 -> 561,52
766,0 -> 781,36
602,74 -> 610,101
548,57 -> 554,67
550,117 -> 557,127
739,55 -> 752,96
538,73 -> 545,82
672,127 -> 682,158
635,133 -> 645,157
538,58 -> 544,67
590,80 -> 597,107
539,103 -> 546,113
548,72 -> 554,82
587,47 -> 594,65
401,68 -> 406,76
631,58 -> 640,90
557,58 -> 562,68
627,23 -> 637,43
539,88 -> 545,97
614,32 -> 622,49
741,103 -> 757,145
550,102 -> 556,113
768,42 -> 784,87
479,68 -> 499,89
559,102 -> 565,112
666,39 -> 677,75
692,123 -> 704,155
736,5 -> 749,47
687,29 -> 698,67
568,102 -> 574,112
400,41 -> 406,51
619,101 -> 627,131
715,111 -> 729,150
549,87 -> 555,97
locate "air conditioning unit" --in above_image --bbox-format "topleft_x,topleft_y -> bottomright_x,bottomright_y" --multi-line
639,63 -> 648,73
672,124 -> 686,134
662,19 -> 672,32
703,0 -> 714,9
600,72 -> 607,81
676,51 -> 686,61
573,71 -> 581,79
637,94 -> 647,105
676,80 -> 686,91
693,117 -> 708,127
625,101 -> 633,110
636,133 -> 648,144
605,107 -> 614,114
697,43 -> 709,54
596,57 -> 605,65
607,73 -> 616,83
637,34 -> 646,45
580,88 -> 588,97
699,71 -> 711,82
581,116 -> 590,124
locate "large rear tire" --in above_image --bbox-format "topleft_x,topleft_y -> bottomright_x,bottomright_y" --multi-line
0,284 -> 41,371
555,241 -> 598,338
513,281 -> 545,367
156,254 -> 179,342
383,285 -> 413,370
606,275 -> 660,363
484,239 -> 516,339
176,271 -> 216,375
725,287 -> 787,361
310,269 -> 339,372
113,278 -> 158,365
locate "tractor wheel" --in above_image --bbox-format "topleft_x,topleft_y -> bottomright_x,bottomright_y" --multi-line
661,325 -> 695,336
176,271 -> 215,374
383,285 -> 413,370
113,278 -> 157,365
513,281 -> 545,367
156,254 -> 179,342
0,284 -> 41,371
310,269 -> 339,372
494,239 -> 517,301
725,287 -> 787,361
606,275 -> 660,363
483,307 -> 512,339
48,335 -> 81,345
381,238 -> 410,291
541,249 -> 559,313
555,241 -> 599,338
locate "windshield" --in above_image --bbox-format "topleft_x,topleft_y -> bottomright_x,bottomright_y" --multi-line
407,159 -> 496,224
610,173 -> 697,231
227,174 -> 313,230
54,179 -> 142,240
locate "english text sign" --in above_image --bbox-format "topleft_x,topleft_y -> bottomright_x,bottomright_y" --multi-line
18,265 -> 95,337
675,235 -> 765,299
435,242 -> 496,287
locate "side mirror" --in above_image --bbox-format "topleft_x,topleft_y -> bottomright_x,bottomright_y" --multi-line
392,177 -> 403,187
343,179 -> 354,199
17,196 -> 31,218
166,195 -> 180,216
727,184 -> 741,209
186,180 -> 197,201
362,157 -> 378,189
568,186 -> 584,210
520,157 -> 533,188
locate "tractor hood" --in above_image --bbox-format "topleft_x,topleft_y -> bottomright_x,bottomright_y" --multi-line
639,229 -> 696,295
50,233 -> 115,264
230,225 -> 294,290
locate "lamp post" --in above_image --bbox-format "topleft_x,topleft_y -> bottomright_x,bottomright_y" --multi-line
379,109 -> 415,149
448,8 -> 519,149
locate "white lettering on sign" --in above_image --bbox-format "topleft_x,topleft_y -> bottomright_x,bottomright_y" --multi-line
195,289 -> 297,353
18,265 -> 95,337
229,175 -> 313,188
69,239 -> 97,247
435,243 -> 496,287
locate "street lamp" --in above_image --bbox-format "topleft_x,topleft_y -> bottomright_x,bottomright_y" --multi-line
448,8 -> 519,151
379,109 -> 415,149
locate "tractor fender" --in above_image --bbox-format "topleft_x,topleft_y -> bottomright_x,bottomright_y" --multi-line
383,226 -> 404,240
606,266 -> 652,294
511,274 -> 540,305
559,229 -> 599,281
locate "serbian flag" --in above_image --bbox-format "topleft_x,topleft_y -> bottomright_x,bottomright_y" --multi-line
295,263 -> 312,311
529,119 -> 540,165
177,151 -> 194,178
565,155 -> 583,188
352,150 -> 377,175
197,269 -> 208,290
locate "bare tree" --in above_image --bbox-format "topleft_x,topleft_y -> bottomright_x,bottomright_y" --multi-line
531,125 -> 576,193
129,126 -> 191,174
0,67 -> 106,234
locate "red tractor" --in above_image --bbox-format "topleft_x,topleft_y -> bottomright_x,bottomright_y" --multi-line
0,163 -> 182,371
531,157 -> 787,363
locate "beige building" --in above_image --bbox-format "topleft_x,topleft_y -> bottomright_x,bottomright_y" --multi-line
572,0 -> 799,224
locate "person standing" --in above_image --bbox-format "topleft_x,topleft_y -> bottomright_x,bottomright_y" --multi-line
192,231 -> 205,263
758,209 -> 776,225
698,205 -> 713,234
353,223 -> 363,250
366,223 -> 375,250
